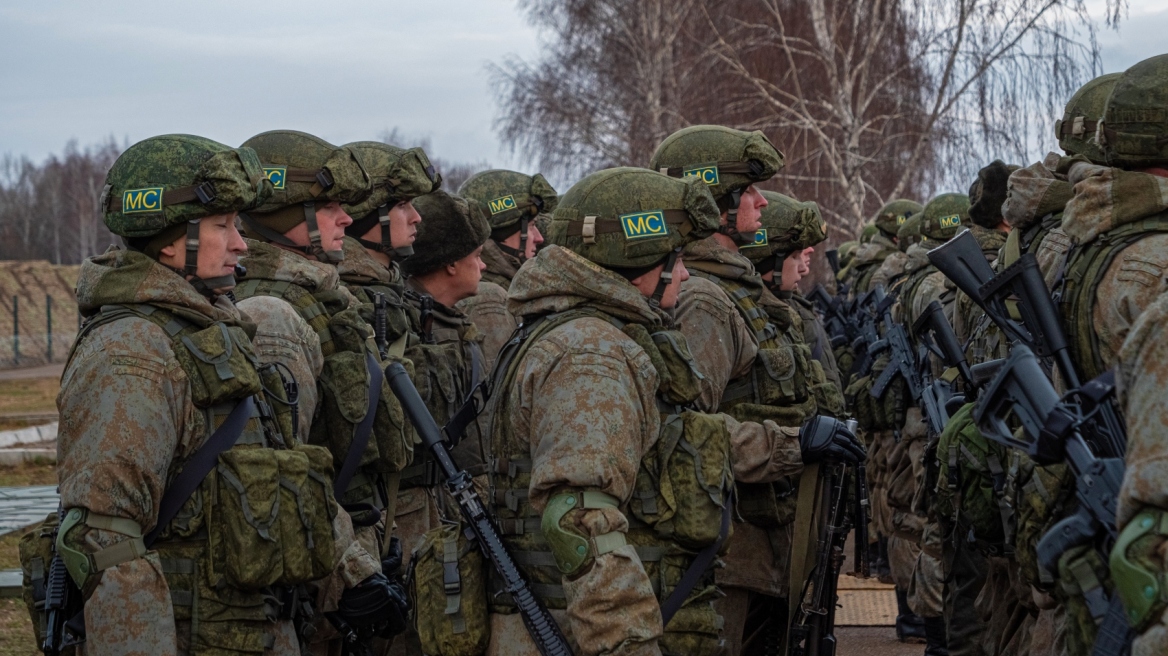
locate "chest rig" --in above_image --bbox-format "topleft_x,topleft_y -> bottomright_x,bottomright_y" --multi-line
63,303 -> 339,654
483,307 -> 732,656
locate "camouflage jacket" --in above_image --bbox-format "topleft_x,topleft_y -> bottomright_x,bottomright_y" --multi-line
498,245 -> 668,656
674,237 -> 804,596
336,236 -> 414,351
849,233 -> 899,295
789,291 -> 844,391
58,249 -> 373,655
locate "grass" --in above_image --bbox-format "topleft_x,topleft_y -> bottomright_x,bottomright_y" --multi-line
0,598 -> 37,656
0,378 -> 59,417
0,463 -> 56,488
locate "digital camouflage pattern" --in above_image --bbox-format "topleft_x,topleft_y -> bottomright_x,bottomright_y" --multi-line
546,167 -> 720,269
458,169 -> 558,233
1101,53 -> 1168,168
918,193 -> 971,241
1056,73 -> 1121,164
55,248 -> 373,654
872,199 -> 923,237
846,230 -> 899,294
336,236 -> 414,350
648,125 -> 784,203
341,141 -> 441,220
102,134 -> 273,237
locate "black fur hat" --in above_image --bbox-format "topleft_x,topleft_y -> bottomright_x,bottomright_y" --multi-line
968,160 -> 1018,229
402,190 -> 490,277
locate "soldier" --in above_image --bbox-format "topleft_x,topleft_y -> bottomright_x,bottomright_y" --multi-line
456,170 -> 559,365
478,166 -> 860,656
784,202 -> 847,396
868,200 -> 924,292
232,130 -> 413,652
1050,53 -> 1168,656
649,125 -> 865,655
336,140 -> 443,357
848,201 -> 920,296
47,135 -> 398,654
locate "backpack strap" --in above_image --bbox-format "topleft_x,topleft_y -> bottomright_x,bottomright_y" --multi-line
144,396 -> 255,547
332,351 -> 382,499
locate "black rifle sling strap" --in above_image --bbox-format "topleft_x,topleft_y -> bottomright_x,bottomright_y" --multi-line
333,351 -> 382,499
659,496 -> 733,626
144,396 -> 256,548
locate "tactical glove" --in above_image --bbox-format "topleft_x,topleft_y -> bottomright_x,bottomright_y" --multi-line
332,569 -> 409,641
799,415 -> 866,464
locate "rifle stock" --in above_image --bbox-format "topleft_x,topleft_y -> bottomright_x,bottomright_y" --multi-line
825,249 -> 840,275
926,230 -> 995,305
384,363 -> 572,656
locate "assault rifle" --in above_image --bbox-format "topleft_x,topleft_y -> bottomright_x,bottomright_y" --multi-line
849,288 -> 885,378
384,363 -> 571,656
42,508 -> 85,655
788,438 -> 869,656
972,345 -> 1131,656
372,292 -> 389,361
927,231 -> 1125,458
808,285 -> 853,349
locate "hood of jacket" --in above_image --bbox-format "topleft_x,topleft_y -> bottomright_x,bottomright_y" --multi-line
240,238 -> 339,295
1002,154 -> 1074,231
507,245 -> 669,328
481,239 -> 521,287
1061,162 -> 1168,245
76,247 -> 244,329
336,236 -> 402,289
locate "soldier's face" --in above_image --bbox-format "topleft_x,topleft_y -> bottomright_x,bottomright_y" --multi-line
388,200 -> 421,249
500,222 -> 545,259
161,212 -> 247,291
313,202 -> 353,253
446,246 -> 486,302
632,255 -> 689,309
734,185 -> 766,234
799,247 -> 813,274
780,251 -> 803,291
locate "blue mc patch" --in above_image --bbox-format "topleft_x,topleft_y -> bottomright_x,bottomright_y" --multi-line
121,187 -> 164,214
682,165 -> 720,186
741,229 -> 769,248
488,195 -> 518,215
620,210 -> 669,240
264,167 -> 287,190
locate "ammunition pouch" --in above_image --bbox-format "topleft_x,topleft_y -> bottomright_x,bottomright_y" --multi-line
934,403 -> 1013,555
1057,544 -> 1112,656
1110,508 -> 1168,631
411,522 -> 490,656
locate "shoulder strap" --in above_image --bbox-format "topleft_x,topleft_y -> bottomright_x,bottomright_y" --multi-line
144,396 -> 255,547
333,351 -> 382,499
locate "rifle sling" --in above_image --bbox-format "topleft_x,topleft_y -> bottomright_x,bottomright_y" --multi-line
333,352 -> 382,499
784,461 -> 822,656
660,496 -> 733,626
144,396 -> 255,547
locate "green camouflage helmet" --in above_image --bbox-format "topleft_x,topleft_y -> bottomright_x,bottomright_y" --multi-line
919,193 -> 971,242
1056,73 -> 1121,164
239,130 -> 373,263
342,141 -> 441,259
741,191 -> 827,270
458,169 -> 559,263
838,240 -> 859,267
102,134 -> 274,290
548,166 -> 720,269
896,211 -> 924,251
859,222 -> 879,243
872,199 -> 923,237
648,125 -> 784,243
1102,54 -> 1168,168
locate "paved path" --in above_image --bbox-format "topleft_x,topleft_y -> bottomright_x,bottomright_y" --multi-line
0,363 -> 63,381
0,485 -> 57,535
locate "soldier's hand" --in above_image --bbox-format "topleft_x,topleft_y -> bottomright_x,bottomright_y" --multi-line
335,571 -> 410,639
799,415 -> 866,464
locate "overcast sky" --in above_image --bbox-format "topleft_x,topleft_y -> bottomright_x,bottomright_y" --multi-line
1,0 -> 1166,172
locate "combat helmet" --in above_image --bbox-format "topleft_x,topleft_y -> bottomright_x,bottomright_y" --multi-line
871,199 -> 923,238
741,191 -> 827,275
919,193 -> 971,242
896,212 -> 924,251
648,125 -> 784,244
547,167 -> 720,306
401,191 -> 490,278
837,240 -> 859,268
239,130 -> 372,263
859,223 -> 879,243
1056,73 -> 1121,164
1101,54 -> 1168,168
342,141 -> 442,259
458,169 -> 558,263
101,134 -> 273,294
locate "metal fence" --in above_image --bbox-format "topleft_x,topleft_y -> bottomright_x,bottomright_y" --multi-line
2,294 -> 79,368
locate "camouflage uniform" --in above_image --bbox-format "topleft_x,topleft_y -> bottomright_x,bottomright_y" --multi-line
455,170 -> 559,366
47,135 -> 376,655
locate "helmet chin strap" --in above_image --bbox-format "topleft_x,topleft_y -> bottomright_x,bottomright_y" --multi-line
716,189 -> 754,245
648,248 -> 681,309
495,215 -> 531,263
303,201 -> 344,264
176,219 -> 236,299
358,204 -> 414,262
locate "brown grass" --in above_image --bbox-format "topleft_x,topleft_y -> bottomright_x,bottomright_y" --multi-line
0,599 -> 37,656
0,463 -> 56,488
0,378 -> 58,417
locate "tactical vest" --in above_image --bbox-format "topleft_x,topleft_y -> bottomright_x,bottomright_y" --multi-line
1059,209 -> 1168,380
934,403 -> 1014,558
482,307 -> 732,656
234,278 -> 411,524
44,303 -> 338,654
400,289 -> 487,488
342,276 -> 416,358
688,266 -> 813,531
